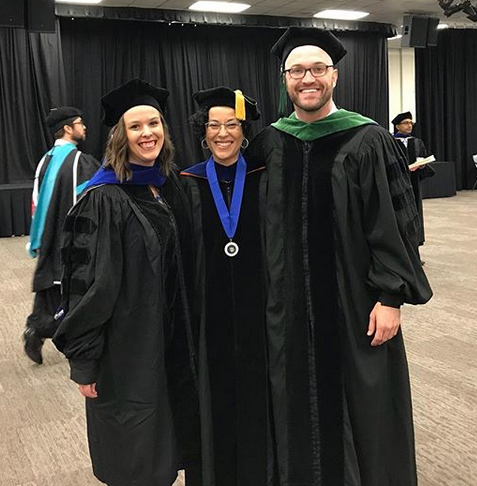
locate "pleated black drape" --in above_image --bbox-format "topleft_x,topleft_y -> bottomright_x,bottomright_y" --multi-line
0,22 -> 66,184
60,20 -> 285,166
59,18 -> 389,168
416,29 -> 477,190
334,31 -> 389,124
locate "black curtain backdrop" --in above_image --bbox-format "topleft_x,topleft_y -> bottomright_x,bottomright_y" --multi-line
0,22 -> 66,183
416,29 -> 477,190
1,13 -> 390,184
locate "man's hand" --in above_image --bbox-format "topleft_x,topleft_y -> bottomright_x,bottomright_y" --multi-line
78,383 -> 98,398
367,302 -> 401,346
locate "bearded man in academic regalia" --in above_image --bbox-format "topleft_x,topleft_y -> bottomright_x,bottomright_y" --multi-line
248,27 -> 432,486
23,107 -> 99,364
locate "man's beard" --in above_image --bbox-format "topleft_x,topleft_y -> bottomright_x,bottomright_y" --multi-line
72,134 -> 86,144
287,85 -> 333,114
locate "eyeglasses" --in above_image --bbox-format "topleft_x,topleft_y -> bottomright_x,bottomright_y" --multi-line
71,121 -> 86,127
398,121 -> 414,126
205,121 -> 242,132
283,65 -> 335,79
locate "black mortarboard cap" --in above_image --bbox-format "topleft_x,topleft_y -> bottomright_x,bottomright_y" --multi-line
193,86 -> 260,121
45,106 -> 83,133
392,111 -> 413,126
101,78 -> 169,127
271,27 -> 347,67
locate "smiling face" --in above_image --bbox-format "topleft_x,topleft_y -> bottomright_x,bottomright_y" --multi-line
205,106 -> 244,166
284,45 -> 338,122
123,105 -> 164,166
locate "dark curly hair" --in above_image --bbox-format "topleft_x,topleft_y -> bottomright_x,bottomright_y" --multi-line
189,107 -> 252,141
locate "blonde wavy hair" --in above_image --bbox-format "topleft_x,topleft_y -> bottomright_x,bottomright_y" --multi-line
104,112 -> 174,182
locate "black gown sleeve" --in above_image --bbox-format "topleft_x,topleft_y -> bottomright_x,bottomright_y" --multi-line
414,138 -> 436,180
357,129 -> 433,306
53,187 -> 124,384
246,128 -> 268,163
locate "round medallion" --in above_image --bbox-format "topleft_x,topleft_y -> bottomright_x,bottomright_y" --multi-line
224,241 -> 239,257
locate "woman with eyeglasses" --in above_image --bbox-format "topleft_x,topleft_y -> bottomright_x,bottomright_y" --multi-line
180,87 -> 269,486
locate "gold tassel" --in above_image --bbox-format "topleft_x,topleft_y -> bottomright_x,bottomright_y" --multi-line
234,90 -> 246,120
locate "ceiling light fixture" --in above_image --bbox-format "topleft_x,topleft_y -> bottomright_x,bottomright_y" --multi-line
55,0 -> 102,4
313,9 -> 369,21
189,1 -> 251,13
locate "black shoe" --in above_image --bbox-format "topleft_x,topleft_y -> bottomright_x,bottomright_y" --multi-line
23,327 -> 44,364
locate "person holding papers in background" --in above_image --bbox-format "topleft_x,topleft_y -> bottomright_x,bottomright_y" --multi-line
392,111 -> 435,257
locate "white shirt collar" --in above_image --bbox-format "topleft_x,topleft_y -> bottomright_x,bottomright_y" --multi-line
54,138 -> 74,147
327,102 -> 339,116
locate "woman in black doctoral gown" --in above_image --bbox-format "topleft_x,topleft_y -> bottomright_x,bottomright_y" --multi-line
53,79 -> 198,486
180,87 -> 270,486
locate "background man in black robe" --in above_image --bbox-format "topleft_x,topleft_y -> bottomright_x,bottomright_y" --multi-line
24,107 -> 99,364
248,27 -> 433,486
392,111 -> 436,255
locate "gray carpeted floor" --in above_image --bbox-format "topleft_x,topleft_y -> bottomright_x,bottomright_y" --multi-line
0,191 -> 476,486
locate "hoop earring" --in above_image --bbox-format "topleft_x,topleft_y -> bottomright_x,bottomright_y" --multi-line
201,138 -> 209,150
241,138 -> 249,150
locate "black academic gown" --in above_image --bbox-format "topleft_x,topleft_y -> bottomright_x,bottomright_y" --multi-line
33,148 -> 99,292
53,174 -> 199,486
180,159 -> 270,486
396,136 -> 435,245
248,124 -> 432,486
